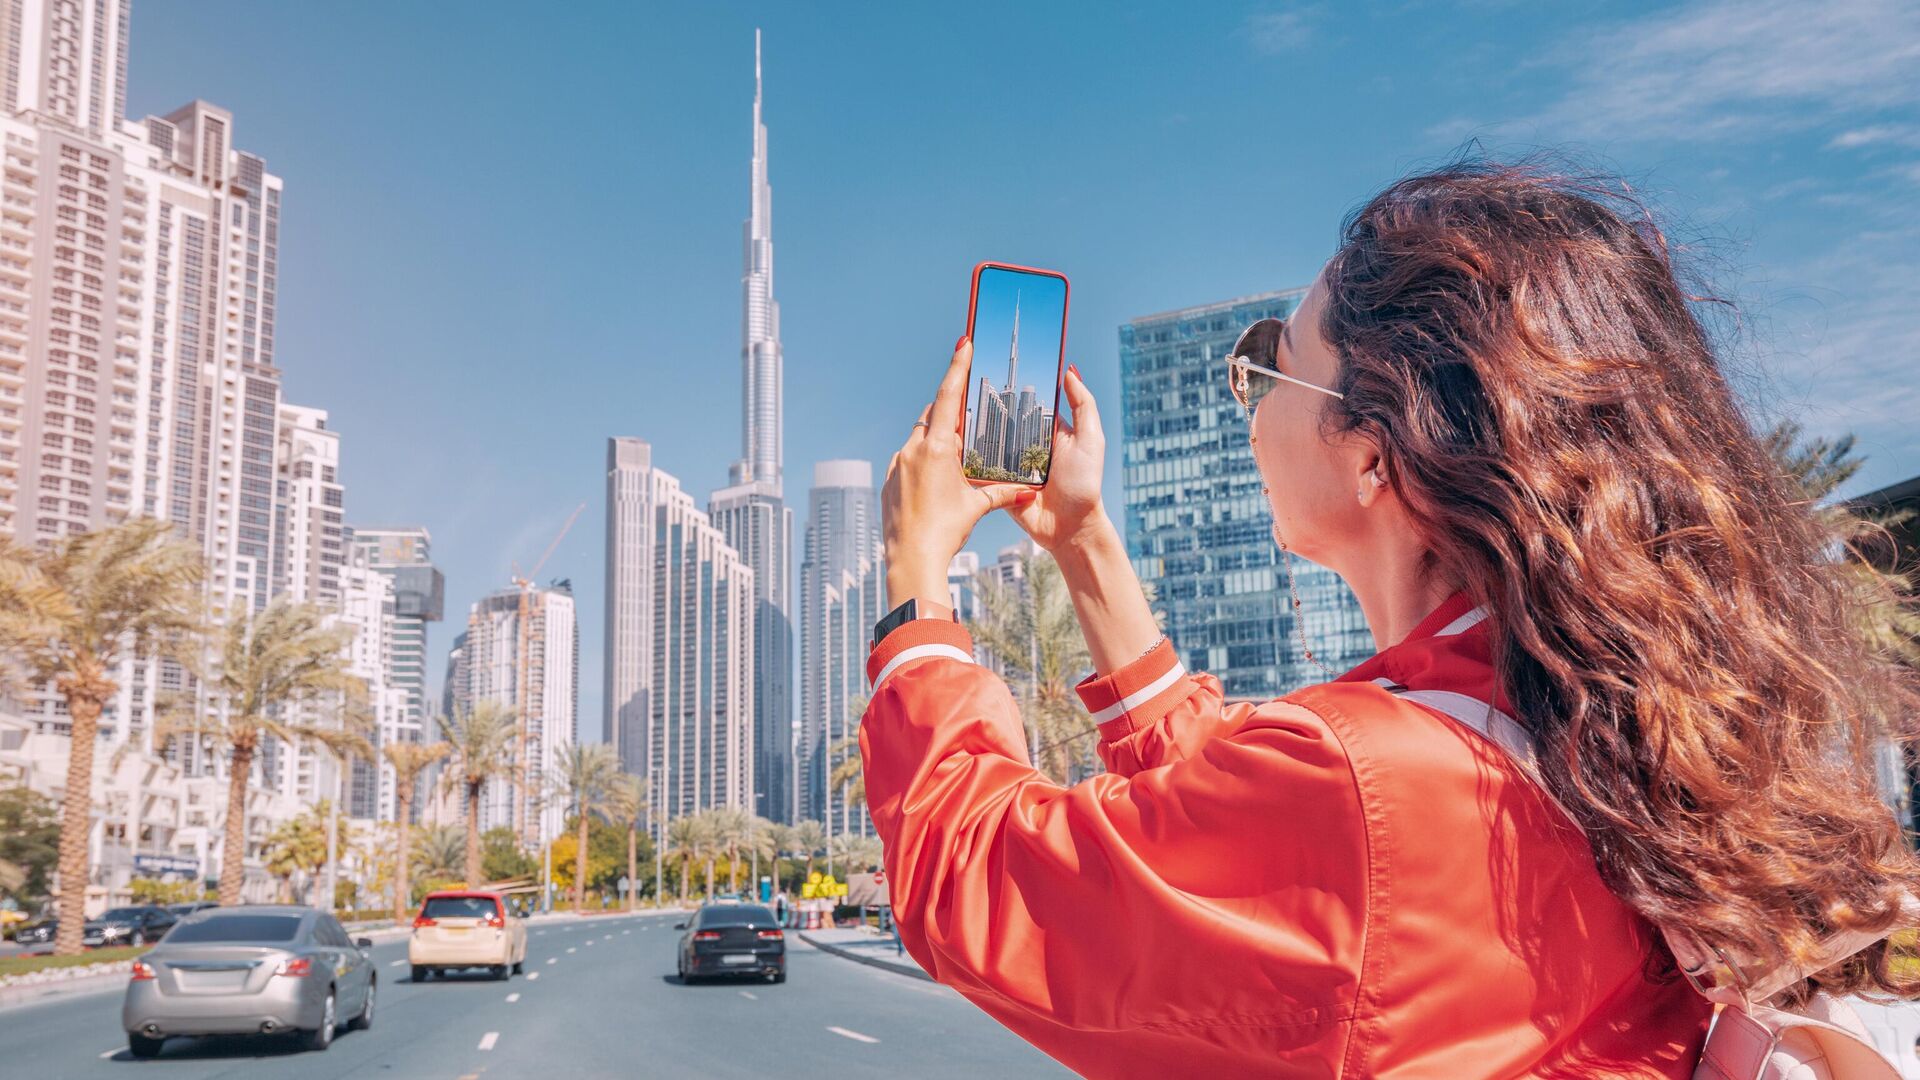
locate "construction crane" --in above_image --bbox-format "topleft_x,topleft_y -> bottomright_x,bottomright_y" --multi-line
510,501 -> 585,851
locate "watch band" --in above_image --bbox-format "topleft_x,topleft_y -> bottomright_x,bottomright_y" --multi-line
872,597 -> 955,649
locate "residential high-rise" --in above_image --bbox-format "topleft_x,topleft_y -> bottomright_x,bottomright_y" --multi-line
0,2 -> 286,761
447,585 -> 578,845
1118,290 -> 1372,698
338,540 -> 406,820
946,551 -> 981,625
711,29 -> 794,824
603,436 -> 756,829
349,526 -> 444,747
798,460 -> 876,828
821,542 -> 882,839
969,295 -> 1054,479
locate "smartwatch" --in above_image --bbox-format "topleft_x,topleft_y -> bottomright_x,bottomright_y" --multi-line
872,597 -> 955,649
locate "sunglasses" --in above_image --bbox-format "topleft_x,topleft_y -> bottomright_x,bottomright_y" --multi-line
1224,317 -> 1343,413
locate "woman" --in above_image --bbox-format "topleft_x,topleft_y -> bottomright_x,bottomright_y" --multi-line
862,160 -> 1920,1078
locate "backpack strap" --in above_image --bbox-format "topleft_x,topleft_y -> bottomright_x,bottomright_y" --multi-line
1373,676 -> 1918,1007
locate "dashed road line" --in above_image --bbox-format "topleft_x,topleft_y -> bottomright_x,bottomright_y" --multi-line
546,957 -> 557,965
100,1048 -> 123,1059
566,947 -> 576,953
526,971 -> 539,981
739,990 -> 757,1000
478,1031 -> 500,1051
828,1026 -> 879,1044
506,993 -> 520,1003
388,959 -> 404,967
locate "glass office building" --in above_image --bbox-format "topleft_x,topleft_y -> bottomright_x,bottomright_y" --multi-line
1118,289 -> 1374,699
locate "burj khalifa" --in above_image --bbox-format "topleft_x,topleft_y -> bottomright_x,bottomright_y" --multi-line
711,29 -> 795,824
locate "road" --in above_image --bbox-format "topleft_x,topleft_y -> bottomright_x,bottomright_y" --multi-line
0,910 -> 1073,1078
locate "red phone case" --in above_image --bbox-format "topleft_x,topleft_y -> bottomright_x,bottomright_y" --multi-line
959,261 -> 1070,488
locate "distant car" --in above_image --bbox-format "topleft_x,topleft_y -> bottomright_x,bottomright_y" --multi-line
166,901 -> 220,917
120,905 -> 376,1059
408,890 -> 527,981
12,917 -> 55,945
676,903 -> 785,984
84,905 -> 177,947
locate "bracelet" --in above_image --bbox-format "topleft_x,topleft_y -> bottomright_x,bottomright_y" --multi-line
1133,634 -> 1167,662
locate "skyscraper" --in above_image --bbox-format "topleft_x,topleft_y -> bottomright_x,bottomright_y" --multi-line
349,526 -> 444,822
603,436 -> 756,825
710,29 -> 794,823
1118,290 -> 1373,699
969,294 -> 1054,479
448,585 -> 578,845
798,460 -> 877,829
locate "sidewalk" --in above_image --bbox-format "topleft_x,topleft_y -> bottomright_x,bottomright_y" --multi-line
798,926 -> 931,983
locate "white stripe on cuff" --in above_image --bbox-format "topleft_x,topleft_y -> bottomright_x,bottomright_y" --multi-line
1087,662 -> 1189,725
870,643 -> 976,692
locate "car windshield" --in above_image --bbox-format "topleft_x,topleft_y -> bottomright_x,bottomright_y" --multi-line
97,908 -> 147,921
421,896 -> 498,920
696,905 -> 775,928
164,914 -> 304,944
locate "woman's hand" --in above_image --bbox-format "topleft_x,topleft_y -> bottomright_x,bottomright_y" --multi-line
1005,364 -> 1116,556
882,336 -> 1033,606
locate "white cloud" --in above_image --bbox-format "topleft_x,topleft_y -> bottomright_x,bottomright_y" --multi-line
1828,124 -> 1920,150
1241,7 -> 1323,55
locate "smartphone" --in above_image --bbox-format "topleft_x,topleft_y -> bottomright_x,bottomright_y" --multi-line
959,261 -> 1069,487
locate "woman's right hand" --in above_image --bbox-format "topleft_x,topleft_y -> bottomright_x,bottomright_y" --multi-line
1007,364 -> 1114,554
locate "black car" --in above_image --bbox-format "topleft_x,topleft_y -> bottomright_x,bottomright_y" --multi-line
84,905 -> 177,947
676,903 -> 785,984
12,917 -> 55,945
165,901 -> 220,918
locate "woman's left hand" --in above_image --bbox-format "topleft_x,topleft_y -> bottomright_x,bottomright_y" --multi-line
882,335 -> 1034,606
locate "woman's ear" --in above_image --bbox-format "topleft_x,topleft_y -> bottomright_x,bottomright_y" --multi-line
1354,449 -> 1390,507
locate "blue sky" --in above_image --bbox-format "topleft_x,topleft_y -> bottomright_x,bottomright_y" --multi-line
123,1 -> 1920,735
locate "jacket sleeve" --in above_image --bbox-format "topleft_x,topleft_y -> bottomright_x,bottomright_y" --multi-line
859,619 -> 1368,1072
1077,636 -> 1260,777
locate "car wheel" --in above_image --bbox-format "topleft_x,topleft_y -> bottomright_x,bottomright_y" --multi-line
772,969 -> 786,984
127,1032 -> 165,1059
491,964 -> 508,980
411,965 -> 427,982
298,989 -> 335,1052
348,978 -> 375,1031
511,959 -> 523,975
130,930 -> 145,947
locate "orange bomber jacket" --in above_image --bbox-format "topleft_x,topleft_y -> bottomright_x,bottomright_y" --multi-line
857,593 -> 1710,1078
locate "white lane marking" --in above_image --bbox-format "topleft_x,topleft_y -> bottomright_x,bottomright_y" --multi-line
828,1026 -> 880,1044
739,990 -> 757,1000
602,934 -> 611,940
534,930 -> 546,936
506,993 -> 520,1003
622,929 -> 630,935
389,959 -> 404,967
100,1048 -> 124,1059
526,971 -> 539,981
566,947 -> 576,953
478,1031 -> 500,1051
546,957 -> 557,965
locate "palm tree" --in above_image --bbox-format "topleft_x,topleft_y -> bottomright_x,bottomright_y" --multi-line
1018,442 -> 1050,480
0,520 -> 204,956
263,803 -> 330,904
552,743 -> 621,912
303,706 -> 373,913
1765,422 -> 1920,668
693,811 -> 723,900
745,817 -> 782,899
606,774 -> 647,911
437,701 -> 518,887
968,551 -> 1099,782
828,734 -> 865,818
383,741 -> 450,921
789,819 -> 826,886
710,806 -> 752,895
155,599 -> 359,909
666,816 -> 701,906
829,832 -> 885,874
411,824 -> 466,885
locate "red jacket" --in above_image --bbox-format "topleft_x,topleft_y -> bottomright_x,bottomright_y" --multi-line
859,592 -> 1710,1078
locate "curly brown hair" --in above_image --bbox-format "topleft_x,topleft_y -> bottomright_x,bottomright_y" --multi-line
1319,155 -> 1919,1000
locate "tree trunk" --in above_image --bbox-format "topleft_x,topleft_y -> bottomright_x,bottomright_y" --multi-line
679,854 -> 690,904
393,782 -> 414,922
626,827 -> 637,913
464,781 -> 483,886
220,738 -> 255,908
52,667 -> 111,956
704,857 -> 714,899
573,813 -> 588,914
727,844 -> 739,893
325,790 -> 340,915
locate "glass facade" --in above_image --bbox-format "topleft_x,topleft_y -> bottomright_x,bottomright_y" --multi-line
1118,289 -> 1374,700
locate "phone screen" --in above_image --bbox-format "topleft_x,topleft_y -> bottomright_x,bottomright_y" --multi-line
963,263 -> 1069,486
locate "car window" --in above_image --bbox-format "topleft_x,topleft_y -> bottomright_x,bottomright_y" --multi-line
99,907 -> 146,921
319,916 -> 351,947
697,905 -> 775,928
164,914 -> 304,944
422,895 -> 498,920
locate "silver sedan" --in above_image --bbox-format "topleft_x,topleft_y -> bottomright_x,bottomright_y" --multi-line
120,905 -> 376,1058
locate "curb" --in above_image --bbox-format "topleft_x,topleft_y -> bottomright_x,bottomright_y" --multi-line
799,931 -> 933,983
0,968 -> 129,1009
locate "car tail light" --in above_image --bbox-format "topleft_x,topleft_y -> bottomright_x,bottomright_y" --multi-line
412,915 -> 437,928
274,957 -> 312,978
756,929 -> 784,941
693,930 -> 722,942
484,907 -> 505,928
129,960 -> 156,981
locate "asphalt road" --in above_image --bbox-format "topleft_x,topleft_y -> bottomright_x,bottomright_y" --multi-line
0,910 -> 1073,1078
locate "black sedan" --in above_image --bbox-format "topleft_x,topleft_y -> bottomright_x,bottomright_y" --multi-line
12,917 -> 55,945
84,905 -> 178,947
675,903 -> 786,984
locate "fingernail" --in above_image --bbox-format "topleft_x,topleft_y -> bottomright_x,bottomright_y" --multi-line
956,334 -> 970,352
1015,490 -> 1038,505
1068,363 -> 1080,379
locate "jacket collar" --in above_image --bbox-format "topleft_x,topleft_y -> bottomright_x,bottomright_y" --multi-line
1337,592 -> 1511,713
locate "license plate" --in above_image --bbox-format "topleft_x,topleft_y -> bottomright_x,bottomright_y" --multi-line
444,927 -> 468,934
720,954 -> 755,965
179,970 -> 248,992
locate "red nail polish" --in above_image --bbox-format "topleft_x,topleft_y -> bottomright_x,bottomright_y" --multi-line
1015,490 -> 1038,505
955,334 -> 970,352
1068,363 -> 1080,379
